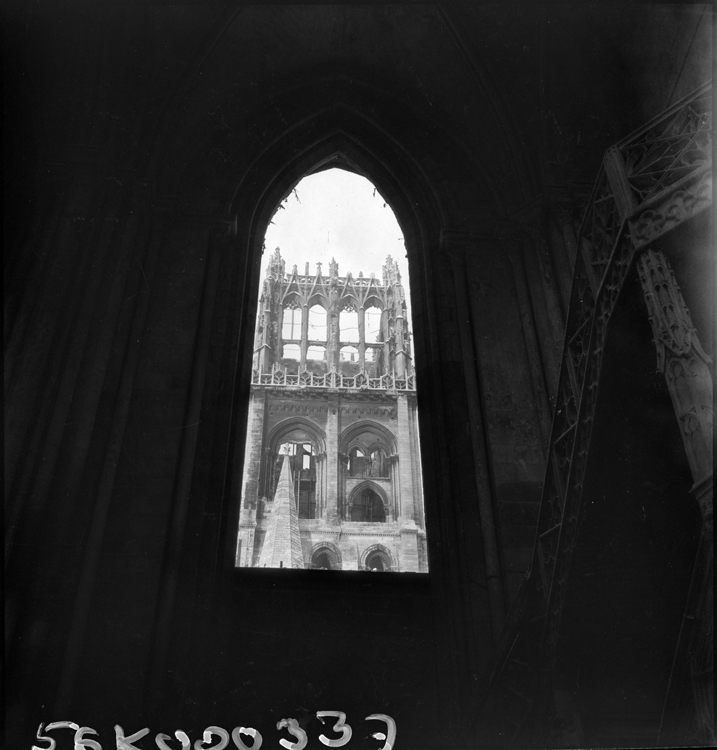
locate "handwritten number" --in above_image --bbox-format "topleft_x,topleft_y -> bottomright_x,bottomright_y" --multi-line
365,714 -> 396,750
193,726 -> 229,750
33,722 -> 81,750
230,727 -> 263,750
32,712 -> 394,750
32,724 -> 56,750
75,726 -> 102,750
114,725 -> 150,750
316,712 -> 352,748
275,718 -> 307,750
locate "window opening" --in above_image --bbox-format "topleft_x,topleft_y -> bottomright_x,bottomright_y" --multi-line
365,552 -> 389,572
310,547 -> 340,570
348,447 -> 365,476
340,345 -> 359,362
365,306 -> 382,342
369,448 -> 387,477
306,345 -> 325,361
237,168 -> 427,572
282,305 -> 302,340
350,489 -> 386,523
273,440 -> 316,520
340,309 -> 360,343
308,305 -> 327,341
313,552 -> 332,570
282,343 -> 301,360
302,443 -> 312,470
367,556 -> 383,571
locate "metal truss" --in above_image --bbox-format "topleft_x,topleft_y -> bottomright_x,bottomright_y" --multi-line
477,82 -> 712,745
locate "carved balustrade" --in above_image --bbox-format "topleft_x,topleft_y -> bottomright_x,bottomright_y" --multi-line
252,367 -> 415,392
475,83 -> 712,744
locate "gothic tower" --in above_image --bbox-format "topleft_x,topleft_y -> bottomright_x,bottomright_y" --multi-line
237,249 -> 427,572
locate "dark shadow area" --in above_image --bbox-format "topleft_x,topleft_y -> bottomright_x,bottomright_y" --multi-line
555,266 -> 702,747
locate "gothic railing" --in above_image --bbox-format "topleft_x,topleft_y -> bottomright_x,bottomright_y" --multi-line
278,273 -> 385,287
475,83 -> 712,744
252,368 -> 416,392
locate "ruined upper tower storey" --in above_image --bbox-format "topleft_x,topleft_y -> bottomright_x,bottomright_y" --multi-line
253,248 -> 414,387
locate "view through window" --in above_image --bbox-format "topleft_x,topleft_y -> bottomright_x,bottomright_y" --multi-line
236,169 -> 428,572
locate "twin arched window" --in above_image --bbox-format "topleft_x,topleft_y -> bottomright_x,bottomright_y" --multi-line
283,304 -> 327,344
282,343 -> 325,361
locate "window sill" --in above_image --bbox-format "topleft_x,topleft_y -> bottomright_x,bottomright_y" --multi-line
232,566 -> 431,594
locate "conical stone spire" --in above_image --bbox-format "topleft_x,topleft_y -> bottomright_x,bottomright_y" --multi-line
258,453 -> 305,569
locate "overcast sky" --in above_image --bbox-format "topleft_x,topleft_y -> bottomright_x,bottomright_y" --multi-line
262,169 -> 411,298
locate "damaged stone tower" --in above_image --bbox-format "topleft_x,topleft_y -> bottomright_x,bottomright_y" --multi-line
236,248 -> 427,571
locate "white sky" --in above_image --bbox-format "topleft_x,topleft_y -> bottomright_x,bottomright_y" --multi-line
262,169 -> 410,299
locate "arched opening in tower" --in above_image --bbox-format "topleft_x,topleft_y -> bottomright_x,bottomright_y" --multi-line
236,167 -> 428,572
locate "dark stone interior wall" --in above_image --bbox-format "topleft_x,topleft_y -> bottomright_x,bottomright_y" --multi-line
459,246 -> 549,604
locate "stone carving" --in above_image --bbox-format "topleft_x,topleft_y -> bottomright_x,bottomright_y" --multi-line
630,170 -> 712,247
637,248 -> 713,486
256,248 -> 414,389
636,249 -> 709,367
621,89 -> 712,203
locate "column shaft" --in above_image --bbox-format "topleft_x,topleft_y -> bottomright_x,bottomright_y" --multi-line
325,394 -> 340,524
300,304 -> 309,367
396,394 -> 416,522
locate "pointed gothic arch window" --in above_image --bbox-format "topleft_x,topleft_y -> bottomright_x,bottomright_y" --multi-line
365,305 -> 382,342
350,488 -> 386,523
237,167 -> 428,572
